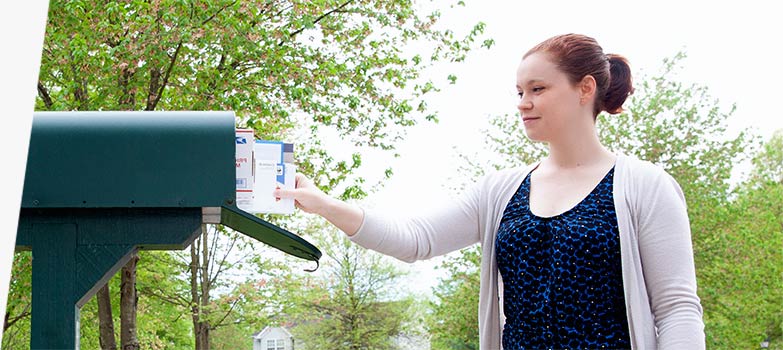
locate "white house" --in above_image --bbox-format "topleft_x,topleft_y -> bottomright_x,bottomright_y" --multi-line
252,326 -> 295,350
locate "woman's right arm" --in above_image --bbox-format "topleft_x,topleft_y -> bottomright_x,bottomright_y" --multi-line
274,172 -> 483,263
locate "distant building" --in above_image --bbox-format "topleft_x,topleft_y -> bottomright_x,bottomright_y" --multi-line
251,326 -> 295,350
251,323 -> 430,350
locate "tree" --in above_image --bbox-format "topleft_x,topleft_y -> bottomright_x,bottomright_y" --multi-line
277,219 -> 417,350
429,51 -> 762,347
133,226 -> 287,350
1,252 -> 32,350
694,130 -> 782,349
426,245 -> 480,350
747,129 -> 783,186
27,0 -> 490,348
78,252 -> 195,349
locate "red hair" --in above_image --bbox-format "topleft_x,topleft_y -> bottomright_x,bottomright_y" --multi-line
524,33 -> 634,116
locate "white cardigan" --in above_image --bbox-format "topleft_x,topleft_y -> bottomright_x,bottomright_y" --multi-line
350,154 -> 705,349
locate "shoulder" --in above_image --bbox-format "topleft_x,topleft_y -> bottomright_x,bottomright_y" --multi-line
486,165 -> 531,179
616,153 -> 686,204
617,154 -> 677,185
472,163 -> 537,197
481,164 -> 536,184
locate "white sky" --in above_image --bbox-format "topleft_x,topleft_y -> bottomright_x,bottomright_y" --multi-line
352,1 -> 783,297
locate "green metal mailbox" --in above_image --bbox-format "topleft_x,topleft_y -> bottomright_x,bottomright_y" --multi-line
15,111 -> 320,350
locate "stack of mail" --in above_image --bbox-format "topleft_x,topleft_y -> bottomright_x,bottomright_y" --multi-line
235,129 -> 295,214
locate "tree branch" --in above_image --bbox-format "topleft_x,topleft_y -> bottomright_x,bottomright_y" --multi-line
3,303 -> 31,330
207,226 -> 221,278
202,1 -> 237,26
282,0 -> 355,46
146,41 -> 182,111
308,301 -> 337,314
118,66 -> 136,110
208,234 -> 237,287
272,3 -> 295,20
37,82 -> 53,110
65,50 -> 90,110
211,298 -> 239,329
139,284 -> 191,308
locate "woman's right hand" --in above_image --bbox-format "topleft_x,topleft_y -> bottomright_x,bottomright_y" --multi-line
274,173 -> 364,236
275,172 -> 337,215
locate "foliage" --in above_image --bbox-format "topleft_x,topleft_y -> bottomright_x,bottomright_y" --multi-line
209,321 -> 255,350
277,219 -> 418,350
695,131 -> 783,349
1,252 -> 32,350
36,0 -> 491,200
13,0 -> 490,347
78,253 -> 195,350
748,129 -> 783,186
137,227 -> 288,347
596,52 -> 758,222
426,245 -> 480,350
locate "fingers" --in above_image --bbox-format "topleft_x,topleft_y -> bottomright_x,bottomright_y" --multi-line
294,172 -> 309,188
274,187 -> 297,199
274,172 -> 326,214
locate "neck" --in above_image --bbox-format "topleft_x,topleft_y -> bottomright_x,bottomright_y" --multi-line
545,122 -> 613,169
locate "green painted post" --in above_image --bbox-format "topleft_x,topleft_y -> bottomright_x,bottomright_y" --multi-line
30,223 -> 78,350
17,208 -> 203,349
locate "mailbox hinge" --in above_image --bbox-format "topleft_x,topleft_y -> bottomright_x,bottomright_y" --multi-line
201,207 -> 222,224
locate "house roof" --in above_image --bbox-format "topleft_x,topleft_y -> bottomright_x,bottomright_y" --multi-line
251,326 -> 294,339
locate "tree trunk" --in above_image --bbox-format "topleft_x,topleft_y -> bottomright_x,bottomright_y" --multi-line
117,67 -> 135,110
191,226 -> 211,350
199,225 -> 211,350
97,284 -> 117,350
120,252 -> 140,350
195,322 -> 209,350
191,234 -> 203,350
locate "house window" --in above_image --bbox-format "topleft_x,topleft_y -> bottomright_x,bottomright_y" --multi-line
266,339 -> 284,350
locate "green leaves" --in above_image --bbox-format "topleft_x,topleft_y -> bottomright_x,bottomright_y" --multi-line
37,0 -> 492,199
24,0 -> 493,347
749,130 -> 783,186
1,252 -> 33,349
695,133 -> 783,348
274,221 -> 417,350
427,245 -> 480,350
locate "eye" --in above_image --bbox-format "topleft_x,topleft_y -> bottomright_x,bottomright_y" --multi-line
516,91 -> 524,99
532,86 -> 545,93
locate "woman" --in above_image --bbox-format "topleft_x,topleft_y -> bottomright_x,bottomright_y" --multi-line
275,33 -> 705,349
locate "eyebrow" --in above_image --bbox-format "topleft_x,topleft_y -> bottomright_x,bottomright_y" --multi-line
516,79 -> 545,90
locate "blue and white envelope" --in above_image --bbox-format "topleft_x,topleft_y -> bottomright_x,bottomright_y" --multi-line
250,140 -> 295,215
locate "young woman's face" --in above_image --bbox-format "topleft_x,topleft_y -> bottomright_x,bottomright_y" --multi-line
515,52 -> 585,142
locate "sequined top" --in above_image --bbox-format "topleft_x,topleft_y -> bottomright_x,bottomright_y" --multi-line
496,166 -> 631,349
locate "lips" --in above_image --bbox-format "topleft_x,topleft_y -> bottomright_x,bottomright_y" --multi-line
522,116 -> 540,122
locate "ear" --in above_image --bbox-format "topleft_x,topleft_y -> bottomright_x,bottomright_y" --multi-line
578,75 -> 597,105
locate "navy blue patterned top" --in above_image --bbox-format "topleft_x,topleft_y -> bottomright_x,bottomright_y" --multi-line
495,166 -> 631,349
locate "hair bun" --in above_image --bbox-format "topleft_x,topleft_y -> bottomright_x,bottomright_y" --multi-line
603,54 -> 634,115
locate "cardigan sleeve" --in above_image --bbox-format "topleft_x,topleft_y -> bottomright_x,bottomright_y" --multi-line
636,168 -> 705,349
348,175 -> 485,263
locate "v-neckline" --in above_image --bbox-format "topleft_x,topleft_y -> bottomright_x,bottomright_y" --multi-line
525,165 -> 615,220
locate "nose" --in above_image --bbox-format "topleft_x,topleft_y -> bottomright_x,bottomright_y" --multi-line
517,96 -> 532,112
